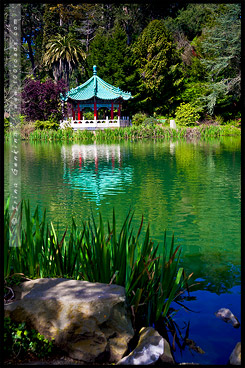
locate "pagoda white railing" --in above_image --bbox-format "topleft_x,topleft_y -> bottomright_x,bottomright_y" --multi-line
59,116 -> 131,130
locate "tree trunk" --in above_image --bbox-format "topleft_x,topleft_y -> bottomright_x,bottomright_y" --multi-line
65,62 -> 70,89
25,35 -> 36,78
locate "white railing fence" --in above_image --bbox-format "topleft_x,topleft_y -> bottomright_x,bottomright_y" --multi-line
60,116 -> 131,130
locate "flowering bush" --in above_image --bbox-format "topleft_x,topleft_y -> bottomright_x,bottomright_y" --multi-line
22,79 -> 68,122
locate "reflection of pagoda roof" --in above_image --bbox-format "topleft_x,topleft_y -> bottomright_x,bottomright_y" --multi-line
63,166 -> 133,204
60,65 -> 132,102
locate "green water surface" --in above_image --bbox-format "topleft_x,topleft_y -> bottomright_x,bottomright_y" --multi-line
4,137 -> 241,364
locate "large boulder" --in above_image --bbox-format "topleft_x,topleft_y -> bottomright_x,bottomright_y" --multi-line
4,278 -> 134,363
229,342 -> 241,365
117,327 -> 175,365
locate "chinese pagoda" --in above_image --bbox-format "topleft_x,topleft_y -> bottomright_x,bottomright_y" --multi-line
60,65 -> 132,130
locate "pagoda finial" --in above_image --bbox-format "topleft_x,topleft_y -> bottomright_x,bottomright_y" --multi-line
93,65 -> 97,75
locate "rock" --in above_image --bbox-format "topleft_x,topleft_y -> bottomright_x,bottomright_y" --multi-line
4,278 -> 134,363
229,342 -> 241,365
117,327 -> 174,365
179,364 -> 199,365
215,308 -> 240,328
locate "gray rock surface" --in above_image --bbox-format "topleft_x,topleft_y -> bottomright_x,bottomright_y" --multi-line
229,342 -> 241,365
4,278 -> 134,363
215,308 -> 240,328
179,364 -> 199,365
117,327 -> 174,365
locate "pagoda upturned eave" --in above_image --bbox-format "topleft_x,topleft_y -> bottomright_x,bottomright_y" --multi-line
60,66 -> 133,102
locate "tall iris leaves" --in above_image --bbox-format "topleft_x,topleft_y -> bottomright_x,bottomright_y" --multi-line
4,198 -> 192,324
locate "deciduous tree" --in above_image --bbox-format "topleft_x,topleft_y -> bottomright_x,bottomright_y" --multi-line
21,3 -> 45,78
22,78 -> 67,121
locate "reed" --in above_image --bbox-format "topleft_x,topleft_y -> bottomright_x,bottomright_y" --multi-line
4,199 -> 193,325
197,125 -> 221,138
15,123 -> 241,143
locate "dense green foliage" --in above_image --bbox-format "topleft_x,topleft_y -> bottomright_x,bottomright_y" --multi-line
86,24 -> 130,91
131,113 -> 148,126
198,4 -> 241,117
4,317 -> 55,361
175,103 -> 201,126
4,3 -> 241,124
132,19 -> 183,114
34,119 -> 60,130
4,198 -> 193,326
4,121 -> 241,144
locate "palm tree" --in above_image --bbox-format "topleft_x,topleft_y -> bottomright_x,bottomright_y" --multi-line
43,33 -> 86,88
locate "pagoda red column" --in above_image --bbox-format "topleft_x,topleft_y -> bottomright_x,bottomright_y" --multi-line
111,102 -> 114,119
112,154 -> 115,169
95,156 -> 98,172
79,153 -> 82,170
94,99 -> 97,120
78,104 -> 81,121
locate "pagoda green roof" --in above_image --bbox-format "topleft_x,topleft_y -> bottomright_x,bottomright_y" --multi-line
60,65 -> 132,102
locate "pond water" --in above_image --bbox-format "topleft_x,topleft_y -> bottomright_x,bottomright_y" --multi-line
4,137 -> 241,365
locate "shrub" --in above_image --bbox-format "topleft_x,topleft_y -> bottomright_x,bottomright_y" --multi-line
219,125 -> 241,136
20,122 -> 36,139
4,317 -> 55,360
153,114 -> 167,124
20,115 -> 28,126
131,113 -> 148,126
214,115 -> 224,125
5,115 -> 27,131
4,117 -> 10,131
22,78 -> 67,122
143,117 -> 158,126
175,102 -> 201,126
34,121 -> 45,130
34,117 -> 60,131
83,111 -> 94,120
227,119 -> 241,128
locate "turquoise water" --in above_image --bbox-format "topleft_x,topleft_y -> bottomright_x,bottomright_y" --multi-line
4,138 -> 241,364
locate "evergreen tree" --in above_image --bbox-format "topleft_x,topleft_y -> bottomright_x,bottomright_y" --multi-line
87,24 -> 131,90
199,4 -> 241,116
113,4 -> 149,45
42,4 -> 61,53
132,19 -> 183,114
164,4 -> 219,41
92,4 -> 116,32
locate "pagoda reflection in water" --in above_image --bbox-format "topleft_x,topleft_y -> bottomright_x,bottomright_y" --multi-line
61,144 -> 133,205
